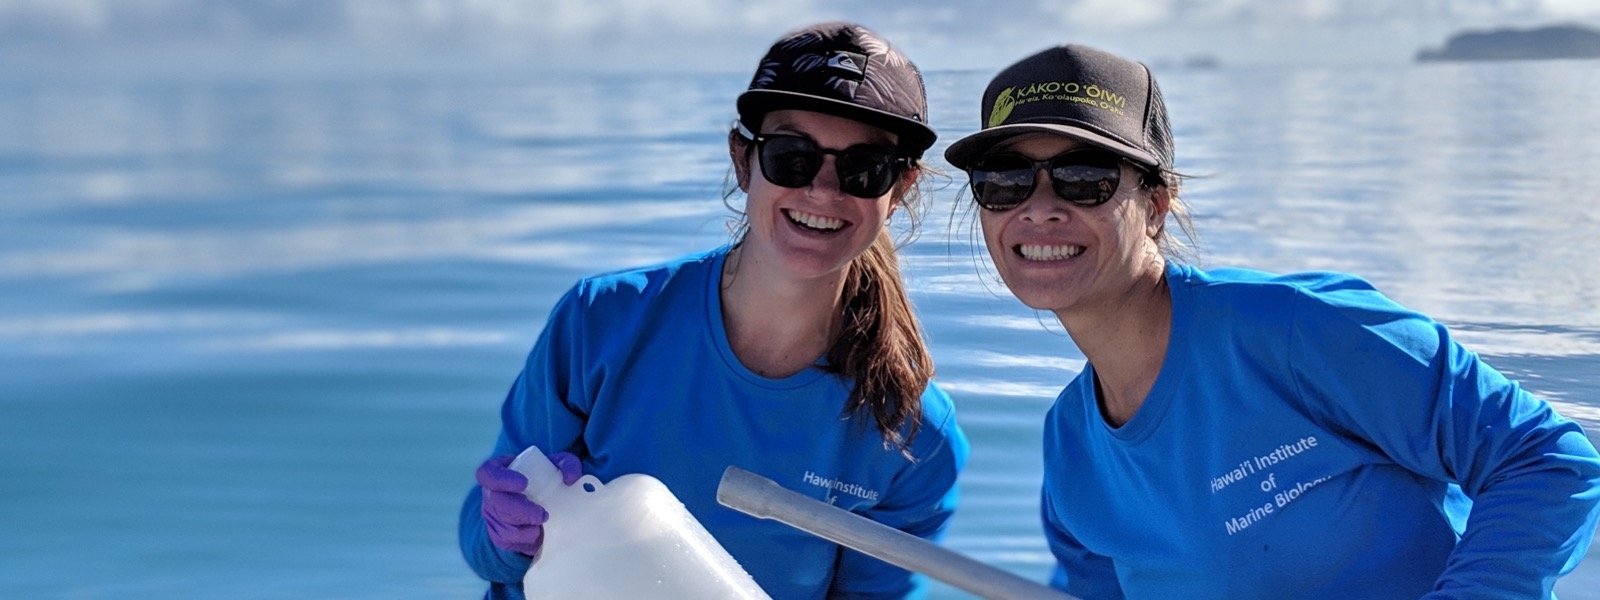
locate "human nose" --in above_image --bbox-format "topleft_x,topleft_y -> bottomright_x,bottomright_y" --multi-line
1016,168 -> 1069,222
806,154 -> 847,199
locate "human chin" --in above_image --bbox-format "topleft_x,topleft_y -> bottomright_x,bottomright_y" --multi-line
995,268 -> 1080,312
773,213 -> 872,276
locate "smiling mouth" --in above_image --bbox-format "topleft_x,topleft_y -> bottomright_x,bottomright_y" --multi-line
785,209 -> 845,232
1015,244 -> 1084,261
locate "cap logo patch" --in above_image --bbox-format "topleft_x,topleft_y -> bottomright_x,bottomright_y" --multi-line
987,87 -> 1017,128
824,51 -> 868,81
989,80 -> 1127,128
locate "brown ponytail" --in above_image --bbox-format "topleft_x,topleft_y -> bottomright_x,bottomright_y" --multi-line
824,228 -> 933,457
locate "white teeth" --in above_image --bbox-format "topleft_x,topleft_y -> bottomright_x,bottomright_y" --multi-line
786,210 -> 844,231
1018,244 -> 1084,261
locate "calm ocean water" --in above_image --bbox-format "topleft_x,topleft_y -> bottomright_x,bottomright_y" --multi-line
1,61 -> 1597,598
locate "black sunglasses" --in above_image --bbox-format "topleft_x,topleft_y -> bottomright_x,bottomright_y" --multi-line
969,148 -> 1136,211
742,128 -> 909,199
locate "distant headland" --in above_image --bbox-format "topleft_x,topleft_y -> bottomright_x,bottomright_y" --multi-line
1417,24 -> 1600,62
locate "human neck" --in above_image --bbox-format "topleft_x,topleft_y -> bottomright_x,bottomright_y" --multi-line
1057,256 -> 1172,428
719,246 -> 847,378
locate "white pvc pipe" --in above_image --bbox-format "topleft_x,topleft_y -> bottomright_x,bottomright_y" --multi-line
716,466 -> 1080,600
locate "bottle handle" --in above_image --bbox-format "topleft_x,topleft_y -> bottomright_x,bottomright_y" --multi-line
572,474 -> 604,494
510,446 -> 603,501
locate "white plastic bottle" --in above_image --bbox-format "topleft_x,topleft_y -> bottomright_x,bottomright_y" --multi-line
509,446 -> 772,600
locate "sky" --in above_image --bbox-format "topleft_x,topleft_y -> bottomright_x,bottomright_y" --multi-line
3,0 -> 1600,77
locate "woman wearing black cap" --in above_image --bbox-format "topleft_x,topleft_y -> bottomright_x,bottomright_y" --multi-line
458,22 -> 967,600
946,44 -> 1600,598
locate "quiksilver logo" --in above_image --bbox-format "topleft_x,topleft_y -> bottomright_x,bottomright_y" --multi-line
824,51 -> 867,80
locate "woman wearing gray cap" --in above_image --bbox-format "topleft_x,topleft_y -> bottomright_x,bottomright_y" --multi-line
458,22 -> 967,600
945,44 -> 1600,599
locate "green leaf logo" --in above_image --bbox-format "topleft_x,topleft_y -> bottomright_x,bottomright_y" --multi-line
987,87 -> 1016,128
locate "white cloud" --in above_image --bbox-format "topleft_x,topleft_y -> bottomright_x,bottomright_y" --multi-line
1041,0 -> 1175,28
0,0 -> 109,33
2,0 -> 1598,74
1541,0 -> 1600,18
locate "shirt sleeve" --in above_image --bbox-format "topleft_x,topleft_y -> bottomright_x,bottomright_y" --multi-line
1284,285 -> 1600,598
827,385 -> 971,599
458,284 -> 595,587
1041,483 -> 1125,600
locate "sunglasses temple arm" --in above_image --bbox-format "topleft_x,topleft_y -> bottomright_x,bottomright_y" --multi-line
734,120 -> 756,140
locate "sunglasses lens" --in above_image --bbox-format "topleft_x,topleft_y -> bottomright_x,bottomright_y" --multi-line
970,155 -> 1036,210
758,136 -> 824,188
1048,151 -> 1123,206
756,134 -> 902,199
835,146 -> 899,198
970,150 -> 1127,210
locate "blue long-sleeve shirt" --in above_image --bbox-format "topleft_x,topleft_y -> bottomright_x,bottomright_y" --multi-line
460,246 -> 968,600
1042,262 -> 1600,599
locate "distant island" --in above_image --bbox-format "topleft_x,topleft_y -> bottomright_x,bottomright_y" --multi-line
1417,24 -> 1600,62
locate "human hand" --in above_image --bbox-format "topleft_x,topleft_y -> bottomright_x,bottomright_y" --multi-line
476,452 -> 583,556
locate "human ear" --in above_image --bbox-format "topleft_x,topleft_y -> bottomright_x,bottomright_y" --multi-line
1146,186 -> 1172,239
728,130 -> 751,191
888,167 -> 920,218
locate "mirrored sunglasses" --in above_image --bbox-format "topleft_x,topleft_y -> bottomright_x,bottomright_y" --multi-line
969,148 -> 1132,211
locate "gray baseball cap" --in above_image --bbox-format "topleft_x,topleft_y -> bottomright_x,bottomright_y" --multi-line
738,22 -> 937,158
945,44 -> 1172,173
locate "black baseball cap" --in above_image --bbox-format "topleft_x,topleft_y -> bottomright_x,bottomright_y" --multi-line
737,22 -> 937,158
945,44 -> 1173,173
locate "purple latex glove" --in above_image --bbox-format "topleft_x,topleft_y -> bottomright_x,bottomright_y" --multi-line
476,451 -> 584,556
